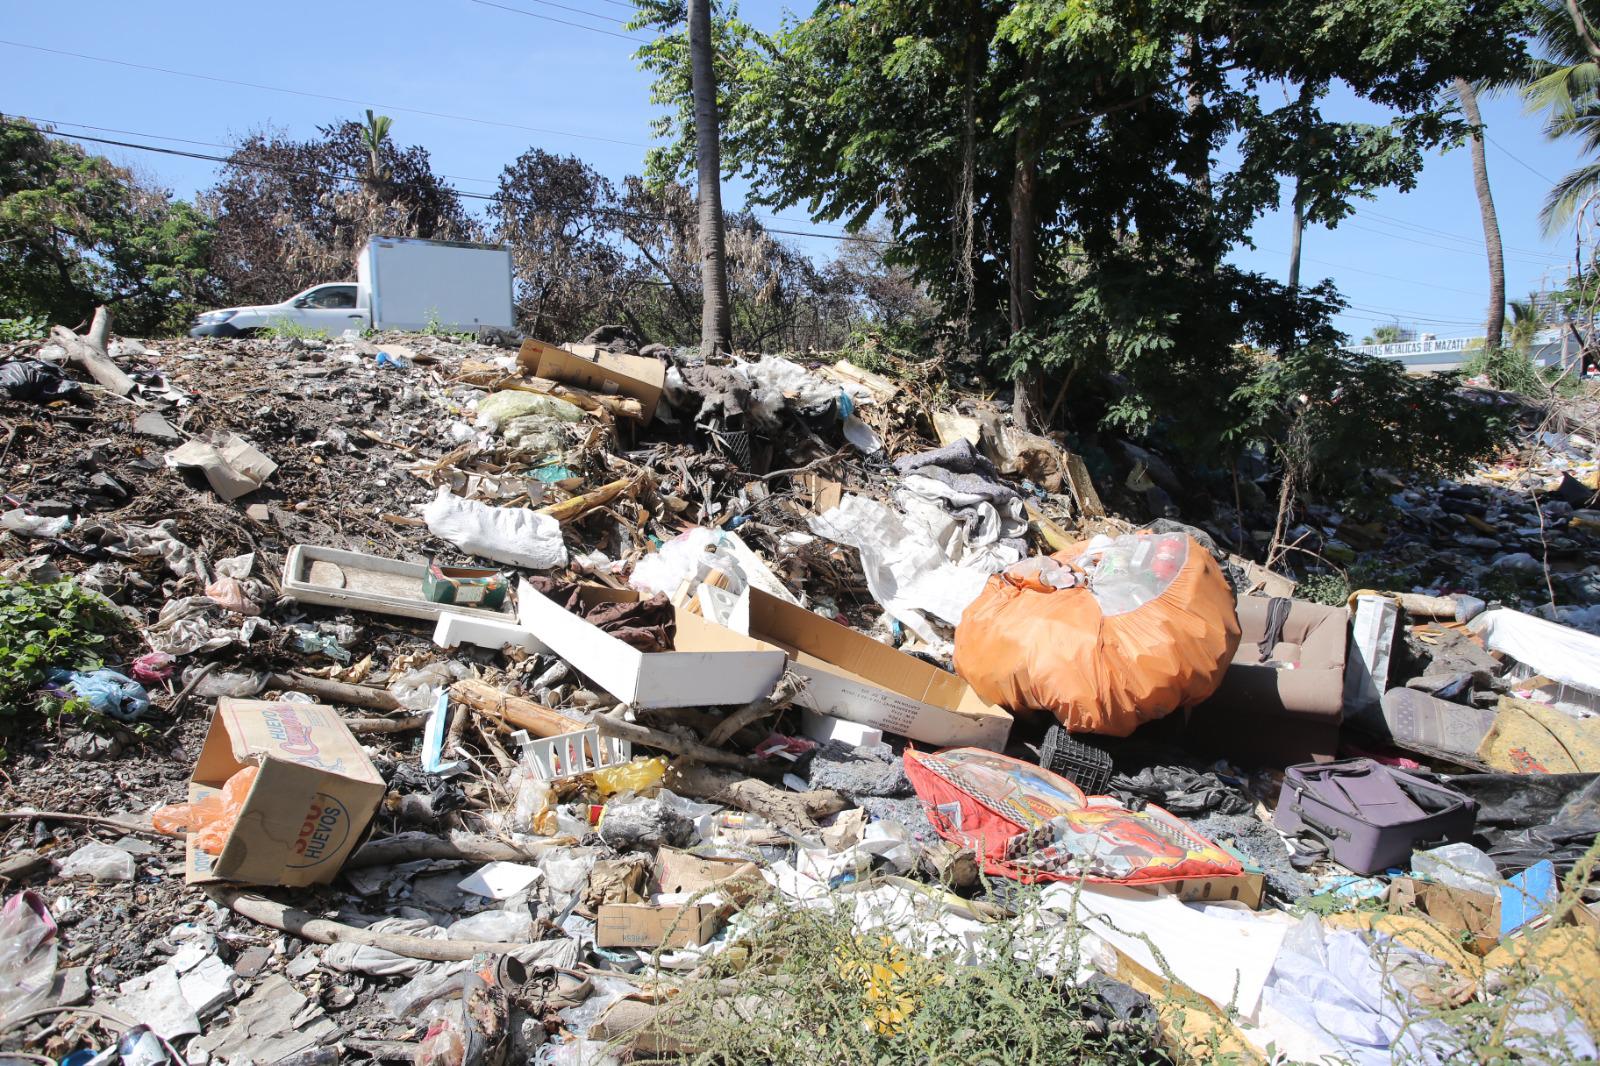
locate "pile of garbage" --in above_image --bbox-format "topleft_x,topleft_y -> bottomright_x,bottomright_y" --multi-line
0,319 -> 1597,1065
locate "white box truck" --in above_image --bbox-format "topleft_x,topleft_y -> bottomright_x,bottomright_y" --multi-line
190,236 -> 515,338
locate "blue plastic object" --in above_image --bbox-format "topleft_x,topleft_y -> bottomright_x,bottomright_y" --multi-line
1500,860 -> 1557,937
44,668 -> 150,721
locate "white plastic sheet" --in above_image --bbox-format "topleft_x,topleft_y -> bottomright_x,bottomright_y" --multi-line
809,495 -> 991,644
423,488 -> 568,570
1471,607 -> 1600,695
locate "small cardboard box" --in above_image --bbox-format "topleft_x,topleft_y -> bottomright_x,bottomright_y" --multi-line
517,580 -> 787,709
183,699 -> 386,887
518,339 -> 666,423
596,903 -> 722,949
701,586 -> 1012,749
1387,878 -> 1500,955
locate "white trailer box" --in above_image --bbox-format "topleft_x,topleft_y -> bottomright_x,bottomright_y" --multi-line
358,236 -> 514,333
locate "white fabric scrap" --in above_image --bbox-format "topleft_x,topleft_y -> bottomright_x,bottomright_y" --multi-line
422,488 -> 568,570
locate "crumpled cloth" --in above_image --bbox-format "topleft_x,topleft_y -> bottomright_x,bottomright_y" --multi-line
322,917 -> 445,978
145,595 -> 270,656
115,521 -> 208,582
1110,764 -> 1253,816
892,440 -> 1027,569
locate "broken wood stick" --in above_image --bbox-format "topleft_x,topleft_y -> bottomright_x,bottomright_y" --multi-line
705,672 -> 805,748
269,672 -> 399,711
538,475 -> 646,524
1025,502 -> 1076,554
208,887 -> 540,962
663,764 -> 848,833
50,306 -> 135,396
595,706 -> 765,773
347,831 -> 552,869
345,714 -> 428,734
452,678 -> 586,738
0,850 -> 51,884
0,810 -> 165,838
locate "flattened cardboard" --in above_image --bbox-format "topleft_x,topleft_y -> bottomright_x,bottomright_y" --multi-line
183,699 -> 385,887
698,586 -> 1012,750
596,903 -> 722,949
516,579 -> 786,709
166,435 -> 277,501
1130,872 -> 1265,911
519,339 -> 665,422
655,847 -> 761,902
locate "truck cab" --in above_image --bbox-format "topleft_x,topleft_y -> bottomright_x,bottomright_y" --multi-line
190,283 -> 367,338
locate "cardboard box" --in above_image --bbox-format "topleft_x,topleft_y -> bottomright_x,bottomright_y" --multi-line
519,339 -> 666,423
596,903 -> 722,949
183,699 -> 385,887
697,586 -> 1012,750
517,580 -> 787,709
1387,878 -> 1500,955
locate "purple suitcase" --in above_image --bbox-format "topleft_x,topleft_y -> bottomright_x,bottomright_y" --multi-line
1273,758 -> 1476,876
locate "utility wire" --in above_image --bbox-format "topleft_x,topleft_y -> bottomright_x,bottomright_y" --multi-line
465,0 -> 645,40
0,39 -> 652,149
1484,132 -> 1559,185
1359,206 -> 1564,261
474,0 -> 632,25
8,120 -> 889,245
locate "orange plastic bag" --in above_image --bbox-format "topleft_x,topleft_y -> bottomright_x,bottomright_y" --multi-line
954,534 -> 1240,736
151,765 -> 259,855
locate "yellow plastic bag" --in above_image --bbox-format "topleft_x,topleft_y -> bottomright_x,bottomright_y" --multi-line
592,756 -> 667,798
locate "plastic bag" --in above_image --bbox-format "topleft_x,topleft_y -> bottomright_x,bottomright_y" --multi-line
446,909 -> 533,942
0,359 -> 79,402
57,841 -> 136,882
152,765 -> 259,854
44,667 -> 150,722
476,391 -> 585,430
1412,842 -> 1500,894
0,892 -> 58,1025
423,488 -> 568,571
954,534 -> 1240,736
130,652 -> 176,684
592,756 -> 667,799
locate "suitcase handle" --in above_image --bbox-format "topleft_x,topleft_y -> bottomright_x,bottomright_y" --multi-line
1296,810 -> 1350,845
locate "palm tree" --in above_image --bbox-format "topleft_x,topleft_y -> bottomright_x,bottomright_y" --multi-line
1362,324 -> 1405,345
1455,80 -> 1507,351
1507,296 -> 1547,351
688,0 -> 732,357
360,110 -> 393,185
1524,1 -> 1600,233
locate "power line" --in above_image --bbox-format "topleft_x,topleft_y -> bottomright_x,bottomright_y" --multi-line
1358,206 -> 1567,262
1344,215 -> 1564,265
474,0 -> 632,25
8,120 -> 890,245
19,114 -> 869,242
1340,220 -> 1564,268
0,39 -> 652,149
465,0 -> 645,40
1254,245 -> 1485,298
1483,132 -> 1559,185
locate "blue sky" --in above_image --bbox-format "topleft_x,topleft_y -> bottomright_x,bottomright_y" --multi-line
1,0 -> 1587,343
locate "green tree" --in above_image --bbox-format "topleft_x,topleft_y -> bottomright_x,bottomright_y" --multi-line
1507,295 -> 1546,350
1524,1 -> 1600,232
0,116 -> 217,334
1362,324 -> 1406,345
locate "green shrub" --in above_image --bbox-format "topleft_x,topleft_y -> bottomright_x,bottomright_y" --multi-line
0,315 -> 50,343
0,578 -> 124,718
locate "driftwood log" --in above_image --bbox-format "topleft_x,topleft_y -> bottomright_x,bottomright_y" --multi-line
663,763 -> 848,833
269,672 -> 399,711
453,678 -> 586,738
50,306 -> 135,396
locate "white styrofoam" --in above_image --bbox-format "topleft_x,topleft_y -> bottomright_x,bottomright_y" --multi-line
800,708 -> 884,748
433,611 -> 544,652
